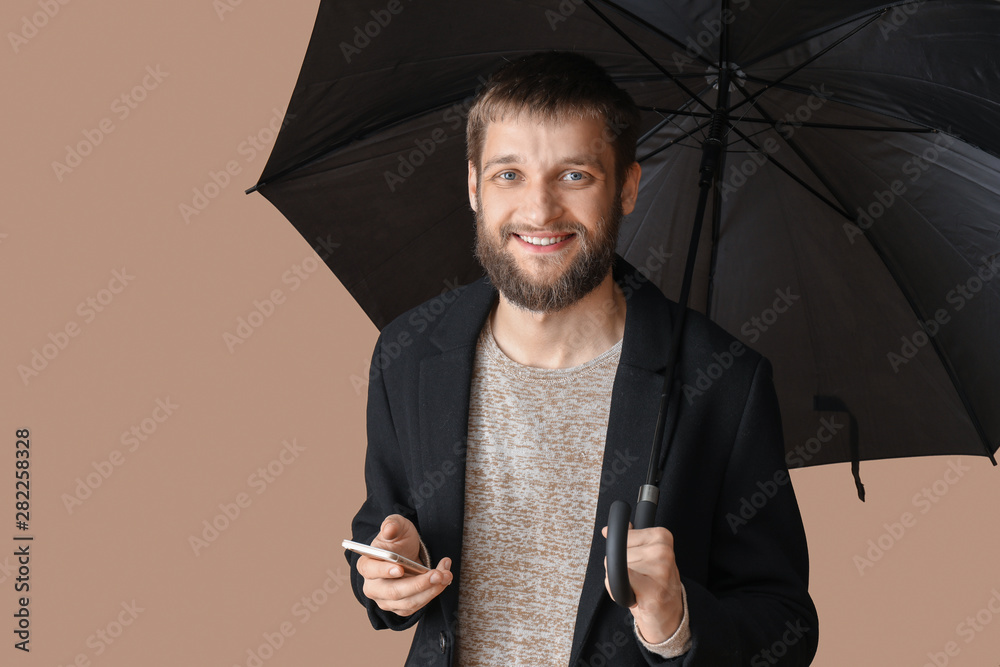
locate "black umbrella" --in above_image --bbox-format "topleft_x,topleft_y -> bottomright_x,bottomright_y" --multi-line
247,0 -> 1000,601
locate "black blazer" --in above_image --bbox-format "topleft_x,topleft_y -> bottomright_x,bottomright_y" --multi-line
347,255 -> 818,666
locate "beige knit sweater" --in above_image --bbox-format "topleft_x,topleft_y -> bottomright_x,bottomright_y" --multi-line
419,318 -> 690,665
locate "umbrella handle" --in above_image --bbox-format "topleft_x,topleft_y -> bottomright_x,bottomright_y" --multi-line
606,490 -> 658,608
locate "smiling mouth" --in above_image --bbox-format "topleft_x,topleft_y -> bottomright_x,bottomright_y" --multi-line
513,233 -> 575,246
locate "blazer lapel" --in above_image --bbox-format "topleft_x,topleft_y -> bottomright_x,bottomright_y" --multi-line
568,256 -> 676,667
417,277 -> 496,629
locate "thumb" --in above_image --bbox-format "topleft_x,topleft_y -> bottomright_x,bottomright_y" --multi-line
379,514 -> 408,544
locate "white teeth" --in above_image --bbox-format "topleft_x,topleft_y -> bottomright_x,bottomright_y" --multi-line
518,234 -> 569,246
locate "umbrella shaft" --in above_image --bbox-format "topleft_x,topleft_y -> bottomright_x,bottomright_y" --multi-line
645,70 -> 731,487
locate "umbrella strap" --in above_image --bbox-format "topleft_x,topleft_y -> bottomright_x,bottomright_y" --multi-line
814,395 -> 865,501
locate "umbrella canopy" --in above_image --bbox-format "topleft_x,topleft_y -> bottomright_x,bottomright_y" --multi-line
249,0 -> 1000,488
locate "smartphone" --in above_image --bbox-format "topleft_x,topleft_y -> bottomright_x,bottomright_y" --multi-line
342,539 -> 430,575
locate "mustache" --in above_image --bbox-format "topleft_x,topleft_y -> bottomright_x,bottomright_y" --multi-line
498,221 -> 589,238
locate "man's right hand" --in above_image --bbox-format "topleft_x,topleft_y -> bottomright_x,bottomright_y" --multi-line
357,514 -> 453,617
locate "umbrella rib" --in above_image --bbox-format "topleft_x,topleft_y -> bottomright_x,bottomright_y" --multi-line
727,9 -> 887,117
739,70 -> 997,150
739,120 -> 998,465
637,118 -> 715,163
730,80 -> 858,219
658,104 -> 714,146
639,126 -> 702,152
639,105 -> 932,133
639,107 -> 713,119
247,92 -> 483,192
639,100 -> 709,150
727,124 -> 853,220
583,0 -> 716,113
596,0 -> 717,70
818,140 -> 1000,465
740,1 -> 922,69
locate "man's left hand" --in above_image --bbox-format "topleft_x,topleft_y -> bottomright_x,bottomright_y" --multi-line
601,524 -> 684,644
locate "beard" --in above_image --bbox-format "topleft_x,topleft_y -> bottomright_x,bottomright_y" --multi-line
473,192 -> 624,313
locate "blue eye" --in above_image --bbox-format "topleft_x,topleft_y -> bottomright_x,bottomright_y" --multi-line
564,171 -> 584,181
498,171 -> 517,180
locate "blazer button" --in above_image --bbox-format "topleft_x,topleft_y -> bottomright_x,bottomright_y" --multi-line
439,631 -> 447,653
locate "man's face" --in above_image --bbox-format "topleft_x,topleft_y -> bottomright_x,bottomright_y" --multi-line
469,113 -> 639,313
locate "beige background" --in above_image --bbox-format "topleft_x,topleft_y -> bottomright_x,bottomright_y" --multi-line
2,2 -> 999,665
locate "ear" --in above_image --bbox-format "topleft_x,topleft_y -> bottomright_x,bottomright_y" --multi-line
467,160 -> 479,213
620,161 -> 641,215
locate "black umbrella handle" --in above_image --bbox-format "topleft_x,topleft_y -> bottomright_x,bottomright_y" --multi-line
607,487 -> 659,608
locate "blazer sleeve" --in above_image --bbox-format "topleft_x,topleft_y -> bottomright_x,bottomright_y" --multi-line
344,332 -> 430,632
665,356 -> 819,666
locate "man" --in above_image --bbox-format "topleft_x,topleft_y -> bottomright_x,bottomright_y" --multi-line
347,51 -> 818,666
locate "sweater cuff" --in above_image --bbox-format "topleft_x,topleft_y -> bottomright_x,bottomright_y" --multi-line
633,583 -> 692,658
417,537 -> 432,569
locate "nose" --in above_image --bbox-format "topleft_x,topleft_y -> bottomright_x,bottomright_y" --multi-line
516,179 -> 564,228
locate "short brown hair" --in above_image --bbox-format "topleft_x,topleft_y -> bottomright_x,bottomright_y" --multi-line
466,51 -> 641,193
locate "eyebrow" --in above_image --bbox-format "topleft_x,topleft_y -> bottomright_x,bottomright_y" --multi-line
481,153 -> 606,174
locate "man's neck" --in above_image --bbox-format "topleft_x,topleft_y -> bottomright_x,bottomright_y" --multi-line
489,271 -> 626,369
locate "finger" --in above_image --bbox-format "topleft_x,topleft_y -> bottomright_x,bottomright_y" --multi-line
621,539 -> 677,566
619,546 -> 679,593
356,554 -> 408,580
621,526 -> 674,549
430,557 -> 453,583
601,520 -> 635,535
366,560 -> 452,611
380,576 -> 451,616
